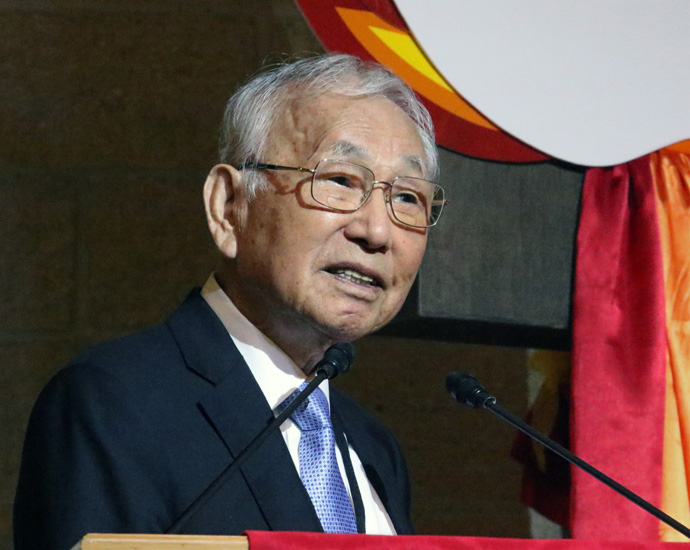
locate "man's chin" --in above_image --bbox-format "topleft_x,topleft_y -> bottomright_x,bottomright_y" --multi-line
313,312 -> 391,343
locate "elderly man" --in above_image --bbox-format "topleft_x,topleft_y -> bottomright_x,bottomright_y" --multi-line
14,53 -> 446,550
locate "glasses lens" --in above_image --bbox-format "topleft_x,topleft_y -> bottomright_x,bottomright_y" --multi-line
390,178 -> 445,228
311,160 -> 372,211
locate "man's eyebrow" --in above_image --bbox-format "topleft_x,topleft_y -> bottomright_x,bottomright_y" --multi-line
330,140 -> 427,177
406,156 -> 425,177
331,140 -> 368,159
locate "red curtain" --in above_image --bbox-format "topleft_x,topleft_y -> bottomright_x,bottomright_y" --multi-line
571,156 -> 667,540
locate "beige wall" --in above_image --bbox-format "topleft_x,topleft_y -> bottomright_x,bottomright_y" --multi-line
0,1 -> 537,548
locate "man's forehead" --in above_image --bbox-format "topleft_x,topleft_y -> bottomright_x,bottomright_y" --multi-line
272,93 -> 426,172
281,92 -> 400,133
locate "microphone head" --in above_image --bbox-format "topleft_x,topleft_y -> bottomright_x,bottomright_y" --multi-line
446,371 -> 496,409
315,342 -> 355,380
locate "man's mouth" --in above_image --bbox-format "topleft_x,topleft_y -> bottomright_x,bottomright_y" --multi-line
326,267 -> 383,288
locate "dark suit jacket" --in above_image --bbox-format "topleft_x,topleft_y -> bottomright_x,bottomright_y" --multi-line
14,289 -> 413,550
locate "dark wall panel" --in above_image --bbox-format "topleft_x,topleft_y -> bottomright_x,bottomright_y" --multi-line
389,148 -> 584,349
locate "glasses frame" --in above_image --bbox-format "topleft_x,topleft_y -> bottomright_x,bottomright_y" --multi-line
237,158 -> 448,228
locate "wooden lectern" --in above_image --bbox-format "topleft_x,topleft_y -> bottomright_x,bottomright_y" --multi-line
73,533 -> 248,550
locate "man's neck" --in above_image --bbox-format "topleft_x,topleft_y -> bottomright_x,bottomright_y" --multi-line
213,269 -> 333,374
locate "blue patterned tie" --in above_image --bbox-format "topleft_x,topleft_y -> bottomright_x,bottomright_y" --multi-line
280,384 -> 358,534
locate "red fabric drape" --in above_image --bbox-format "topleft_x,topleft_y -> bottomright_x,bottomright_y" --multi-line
571,157 -> 667,539
245,530 -> 688,549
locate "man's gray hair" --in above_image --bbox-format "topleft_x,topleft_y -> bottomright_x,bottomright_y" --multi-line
219,53 -> 439,198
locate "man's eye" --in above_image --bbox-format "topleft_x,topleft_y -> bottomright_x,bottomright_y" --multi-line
328,175 -> 354,187
394,191 -> 421,205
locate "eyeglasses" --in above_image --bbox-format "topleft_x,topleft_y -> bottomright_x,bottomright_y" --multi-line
237,158 -> 448,228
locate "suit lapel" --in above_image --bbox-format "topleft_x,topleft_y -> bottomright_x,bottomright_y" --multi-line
330,392 -> 413,535
166,290 -> 322,532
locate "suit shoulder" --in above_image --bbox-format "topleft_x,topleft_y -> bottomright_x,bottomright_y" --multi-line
76,323 -> 179,371
37,322 -> 187,416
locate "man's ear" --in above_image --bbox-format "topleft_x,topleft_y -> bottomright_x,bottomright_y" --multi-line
203,164 -> 245,259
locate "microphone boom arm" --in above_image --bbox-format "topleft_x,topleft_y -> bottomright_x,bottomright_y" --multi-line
166,371 -> 328,534
446,371 -> 690,539
167,342 -> 354,534
485,399 -> 690,539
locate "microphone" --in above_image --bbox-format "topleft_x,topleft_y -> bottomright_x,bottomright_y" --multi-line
314,341 -> 355,380
446,370 -> 690,539
166,342 -> 355,534
446,371 -> 495,409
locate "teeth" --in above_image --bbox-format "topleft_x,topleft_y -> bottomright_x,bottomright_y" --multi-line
334,268 -> 377,286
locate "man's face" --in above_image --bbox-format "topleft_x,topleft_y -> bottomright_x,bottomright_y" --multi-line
225,93 -> 430,355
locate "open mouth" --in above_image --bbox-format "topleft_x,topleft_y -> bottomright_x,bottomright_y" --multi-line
326,266 -> 383,288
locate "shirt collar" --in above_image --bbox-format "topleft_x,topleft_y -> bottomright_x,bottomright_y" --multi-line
200,274 -> 330,410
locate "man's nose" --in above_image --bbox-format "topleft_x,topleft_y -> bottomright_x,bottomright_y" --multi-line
343,187 -> 394,251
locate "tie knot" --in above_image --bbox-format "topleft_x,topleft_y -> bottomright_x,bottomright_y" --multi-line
282,384 -> 331,432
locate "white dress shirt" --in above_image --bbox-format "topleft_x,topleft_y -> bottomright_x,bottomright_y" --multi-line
201,275 -> 396,535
